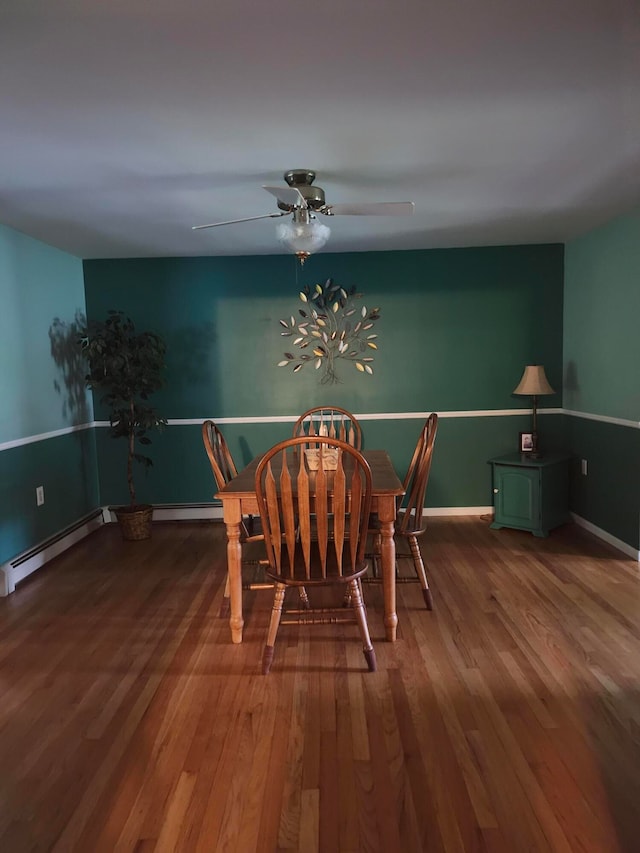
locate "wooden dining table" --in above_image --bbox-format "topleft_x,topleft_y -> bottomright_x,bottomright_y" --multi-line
216,449 -> 405,643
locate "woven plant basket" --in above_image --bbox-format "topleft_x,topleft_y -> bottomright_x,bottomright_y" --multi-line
115,505 -> 154,541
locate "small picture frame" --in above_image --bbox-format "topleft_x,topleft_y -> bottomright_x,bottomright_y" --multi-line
519,431 -> 534,453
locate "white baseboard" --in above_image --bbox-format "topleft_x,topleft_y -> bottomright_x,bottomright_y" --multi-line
0,510 -> 105,596
133,504 -> 494,523
570,513 -> 640,562
4,505 -> 634,598
424,506 -> 494,517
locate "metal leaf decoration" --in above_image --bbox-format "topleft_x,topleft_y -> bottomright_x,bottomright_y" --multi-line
277,278 -> 381,384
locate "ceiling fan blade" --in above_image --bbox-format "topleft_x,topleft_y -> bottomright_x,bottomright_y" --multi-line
192,211 -> 288,230
262,185 -> 307,208
324,201 -> 415,216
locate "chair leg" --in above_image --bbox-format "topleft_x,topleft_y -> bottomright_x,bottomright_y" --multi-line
371,532 -> 381,578
219,572 -> 231,618
348,579 -> 377,672
408,535 -> 433,610
262,584 -> 286,675
298,586 -> 311,609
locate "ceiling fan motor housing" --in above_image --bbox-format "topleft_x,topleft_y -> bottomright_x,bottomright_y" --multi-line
278,169 -> 326,211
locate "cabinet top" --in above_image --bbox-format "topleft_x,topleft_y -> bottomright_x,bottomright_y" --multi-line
488,452 -> 572,468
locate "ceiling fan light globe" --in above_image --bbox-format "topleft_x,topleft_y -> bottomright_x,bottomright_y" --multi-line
276,218 -> 330,257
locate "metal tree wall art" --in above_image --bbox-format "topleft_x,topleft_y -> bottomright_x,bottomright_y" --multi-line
277,278 -> 380,384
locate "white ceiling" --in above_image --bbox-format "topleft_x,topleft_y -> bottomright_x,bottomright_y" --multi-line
1,0 -> 639,260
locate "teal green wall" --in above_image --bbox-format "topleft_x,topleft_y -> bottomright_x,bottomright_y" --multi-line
83,245 -> 565,509
565,417 -> 640,547
0,226 -> 88,442
564,211 -> 640,420
564,208 -> 640,550
0,224 -> 99,564
0,432 -> 98,557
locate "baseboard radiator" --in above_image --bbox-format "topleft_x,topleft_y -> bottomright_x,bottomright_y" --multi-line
0,509 -> 106,596
103,503 -> 224,523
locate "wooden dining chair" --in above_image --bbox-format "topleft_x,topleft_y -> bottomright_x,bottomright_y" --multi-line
255,436 -> 377,675
202,420 -> 269,616
293,406 -> 362,449
368,413 -> 439,609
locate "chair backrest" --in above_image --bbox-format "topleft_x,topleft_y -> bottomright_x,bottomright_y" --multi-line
397,413 -> 438,537
293,406 -> 362,449
202,420 -> 238,491
255,436 -> 372,584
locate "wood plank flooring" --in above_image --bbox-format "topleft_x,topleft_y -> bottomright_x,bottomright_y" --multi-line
1,517 -> 639,852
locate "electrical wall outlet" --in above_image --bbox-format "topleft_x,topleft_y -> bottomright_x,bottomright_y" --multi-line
580,459 -> 588,476
36,485 -> 45,506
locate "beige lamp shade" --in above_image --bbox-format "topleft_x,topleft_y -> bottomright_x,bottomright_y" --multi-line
513,365 -> 555,396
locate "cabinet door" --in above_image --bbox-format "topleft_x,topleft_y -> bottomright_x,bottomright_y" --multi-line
494,467 -> 540,530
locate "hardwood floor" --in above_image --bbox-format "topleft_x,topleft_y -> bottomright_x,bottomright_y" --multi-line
1,517 -> 639,852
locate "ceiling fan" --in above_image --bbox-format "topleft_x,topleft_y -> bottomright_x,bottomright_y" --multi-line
192,169 -> 415,263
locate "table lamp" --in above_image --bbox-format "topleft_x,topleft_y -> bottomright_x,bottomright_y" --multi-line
513,365 -> 555,458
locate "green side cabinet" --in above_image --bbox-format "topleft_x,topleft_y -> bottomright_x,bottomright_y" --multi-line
488,452 -> 571,538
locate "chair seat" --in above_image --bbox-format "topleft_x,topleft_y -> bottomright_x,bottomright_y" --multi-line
368,510 -> 427,538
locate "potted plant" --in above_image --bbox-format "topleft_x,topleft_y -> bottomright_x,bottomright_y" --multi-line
78,310 -> 168,540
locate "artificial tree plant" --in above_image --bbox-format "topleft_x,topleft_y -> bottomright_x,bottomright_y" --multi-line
78,310 -> 168,537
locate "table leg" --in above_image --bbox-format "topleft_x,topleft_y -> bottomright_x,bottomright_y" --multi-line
379,510 -> 398,642
224,508 -> 244,644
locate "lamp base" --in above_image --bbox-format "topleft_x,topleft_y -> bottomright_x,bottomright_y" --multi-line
530,431 -> 542,459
